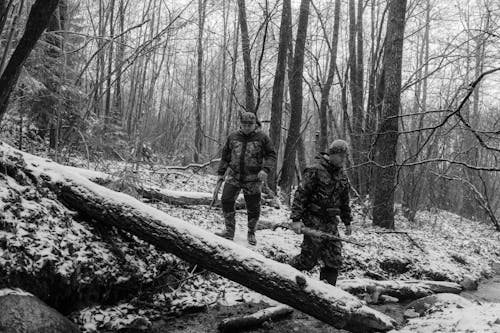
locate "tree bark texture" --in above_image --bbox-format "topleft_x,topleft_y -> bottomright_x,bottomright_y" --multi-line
194,0 -> 206,163
237,0 -> 255,114
337,279 -> 462,301
318,0 -> 341,152
0,0 -> 60,122
269,0 -> 292,191
372,0 -> 408,229
279,0 -> 311,198
218,305 -> 293,333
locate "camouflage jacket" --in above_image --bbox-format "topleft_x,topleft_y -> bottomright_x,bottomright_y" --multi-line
217,130 -> 277,182
291,153 -> 352,226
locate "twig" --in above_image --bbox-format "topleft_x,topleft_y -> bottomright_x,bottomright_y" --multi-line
164,158 -> 221,171
372,230 -> 426,253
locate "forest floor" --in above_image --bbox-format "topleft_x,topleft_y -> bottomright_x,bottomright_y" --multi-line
1,132 -> 500,332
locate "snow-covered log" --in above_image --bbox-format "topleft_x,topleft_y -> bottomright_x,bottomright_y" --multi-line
218,305 -> 293,332
0,143 -> 396,332
68,167 -> 269,209
338,278 -> 462,301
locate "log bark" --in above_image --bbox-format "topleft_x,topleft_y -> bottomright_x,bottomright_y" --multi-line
338,278 -> 462,301
218,305 -> 293,333
0,142 -> 396,332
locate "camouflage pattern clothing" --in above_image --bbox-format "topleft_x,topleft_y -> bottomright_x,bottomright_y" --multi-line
290,153 -> 352,270
217,129 -> 276,184
217,129 -> 276,233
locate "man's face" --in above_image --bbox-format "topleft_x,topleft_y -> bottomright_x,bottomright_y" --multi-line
329,152 -> 347,167
241,121 -> 256,134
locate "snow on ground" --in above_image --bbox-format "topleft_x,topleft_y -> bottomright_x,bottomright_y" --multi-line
2,145 -> 500,332
391,295 -> 500,333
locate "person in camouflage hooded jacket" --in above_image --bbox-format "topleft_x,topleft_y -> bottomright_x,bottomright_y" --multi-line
289,139 -> 353,286
215,112 -> 277,245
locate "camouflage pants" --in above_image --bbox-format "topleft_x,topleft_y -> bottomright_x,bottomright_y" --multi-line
221,177 -> 262,232
289,215 -> 342,270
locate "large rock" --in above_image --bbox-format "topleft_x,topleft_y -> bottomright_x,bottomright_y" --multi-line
0,289 -> 80,333
406,293 -> 472,316
460,274 -> 478,291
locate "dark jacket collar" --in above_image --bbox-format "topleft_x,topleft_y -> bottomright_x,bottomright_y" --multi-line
238,129 -> 257,137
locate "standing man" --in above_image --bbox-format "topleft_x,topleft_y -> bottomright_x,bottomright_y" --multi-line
289,139 -> 353,286
215,112 -> 277,245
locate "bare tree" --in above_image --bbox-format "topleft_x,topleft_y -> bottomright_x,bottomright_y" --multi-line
0,0 -> 60,122
237,0 -> 255,114
269,0 -> 291,191
317,0 -> 341,152
194,0 -> 207,162
279,0 -> 311,200
372,0 -> 408,229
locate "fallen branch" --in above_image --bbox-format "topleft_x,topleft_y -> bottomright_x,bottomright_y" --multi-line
372,230 -> 426,253
164,158 -> 221,171
218,305 -> 293,333
258,220 -> 366,247
337,278 -> 463,301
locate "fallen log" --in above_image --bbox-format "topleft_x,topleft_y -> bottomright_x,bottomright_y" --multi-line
0,142 -> 396,332
68,167 -> 274,209
337,278 -> 462,301
218,305 -> 293,332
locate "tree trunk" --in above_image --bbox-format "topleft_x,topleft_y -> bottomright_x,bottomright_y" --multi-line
194,0 -> 207,163
0,0 -> 60,122
318,0 -> 341,152
218,305 -> 293,333
104,0 -> 115,124
217,0 -> 229,145
226,10 -> 239,138
0,0 -> 14,36
269,0 -> 291,191
0,142 -> 396,332
372,0 -> 408,229
0,0 -> 24,75
113,0 -> 125,125
338,279 -> 462,301
348,0 -> 366,196
279,0 -> 311,200
237,0 -> 255,114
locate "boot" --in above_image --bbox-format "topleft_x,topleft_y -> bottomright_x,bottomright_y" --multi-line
215,212 -> 235,240
247,231 -> 257,245
247,216 -> 258,245
320,267 -> 338,286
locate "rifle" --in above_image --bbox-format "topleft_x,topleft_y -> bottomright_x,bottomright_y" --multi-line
210,178 -> 224,209
272,223 -> 365,247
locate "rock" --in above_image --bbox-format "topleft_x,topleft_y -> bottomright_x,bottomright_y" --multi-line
406,293 -> 472,316
379,295 -> 399,303
0,289 -> 80,333
379,257 -> 411,274
494,318 -> 500,324
460,274 -> 478,291
403,309 -> 420,318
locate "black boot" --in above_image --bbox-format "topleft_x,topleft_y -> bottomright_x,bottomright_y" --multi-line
215,212 -> 235,240
320,267 -> 338,286
247,231 -> 257,245
247,217 -> 258,245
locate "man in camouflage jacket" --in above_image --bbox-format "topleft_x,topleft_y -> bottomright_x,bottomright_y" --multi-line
289,139 -> 353,286
215,112 -> 277,245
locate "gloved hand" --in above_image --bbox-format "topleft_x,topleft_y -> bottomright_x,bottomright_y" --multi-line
345,225 -> 352,236
258,170 -> 268,182
291,221 -> 305,234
